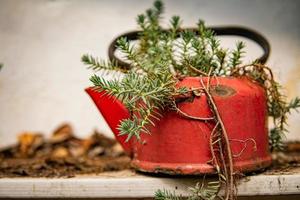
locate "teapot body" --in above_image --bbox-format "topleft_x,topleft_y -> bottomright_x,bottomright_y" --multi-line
86,77 -> 272,175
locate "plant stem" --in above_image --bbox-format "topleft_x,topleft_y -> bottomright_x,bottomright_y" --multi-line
200,78 -> 234,200
174,104 -> 214,121
188,64 -> 208,76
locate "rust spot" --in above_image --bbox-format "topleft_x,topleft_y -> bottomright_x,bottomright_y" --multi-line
211,85 -> 236,97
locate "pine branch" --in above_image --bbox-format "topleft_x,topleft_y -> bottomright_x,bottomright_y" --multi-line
215,48 -> 227,75
189,181 -> 221,200
82,54 -> 127,73
118,107 -> 154,142
170,15 -> 181,34
229,41 -> 245,68
269,127 -> 285,150
116,1 -> 245,78
155,189 -> 184,200
136,14 -> 146,29
116,37 -> 148,73
89,74 -> 122,96
270,96 -> 300,150
91,71 -> 176,141
154,180 -> 221,200
286,97 -> 300,113
146,0 -> 164,25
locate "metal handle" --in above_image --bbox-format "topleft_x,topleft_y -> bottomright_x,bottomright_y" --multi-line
108,26 -> 270,68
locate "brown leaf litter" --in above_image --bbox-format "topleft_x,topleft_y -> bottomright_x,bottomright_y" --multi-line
0,123 -> 131,178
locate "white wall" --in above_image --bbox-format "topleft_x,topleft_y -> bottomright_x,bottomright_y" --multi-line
0,0 -> 299,147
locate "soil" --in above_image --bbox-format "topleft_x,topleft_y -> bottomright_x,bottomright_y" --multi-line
0,124 -> 131,178
0,123 -> 299,178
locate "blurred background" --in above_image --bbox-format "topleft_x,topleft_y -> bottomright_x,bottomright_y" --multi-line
0,0 -> 299,147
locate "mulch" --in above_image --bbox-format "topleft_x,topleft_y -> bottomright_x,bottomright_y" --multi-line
0,124 -> 131,178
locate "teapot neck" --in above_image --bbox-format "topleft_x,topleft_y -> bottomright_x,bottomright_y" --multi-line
85,88 -> 132,156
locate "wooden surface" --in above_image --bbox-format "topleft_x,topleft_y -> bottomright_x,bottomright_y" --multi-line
0,167 -> 300,199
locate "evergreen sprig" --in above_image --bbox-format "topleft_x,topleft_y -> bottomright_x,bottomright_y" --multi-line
188,181 -> 221,200
287,97 -> 300,113
154,180 -> 220,200
229,41 -> 245,68
90,71 -> 176,141
82,54 -> 126,73
155,189 -> 184,200
269,95 -> 300,150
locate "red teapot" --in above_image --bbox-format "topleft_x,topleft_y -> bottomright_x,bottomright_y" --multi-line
86,27 -> 272,175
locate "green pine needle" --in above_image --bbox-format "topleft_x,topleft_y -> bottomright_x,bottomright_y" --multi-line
154,189 -> 184,200
189,181 -> 221,200
170,16 -> 181,32
230,41 -> 246,68
82,54 -> 126,73
287,97 -> 300,113
90,71 -> 176,141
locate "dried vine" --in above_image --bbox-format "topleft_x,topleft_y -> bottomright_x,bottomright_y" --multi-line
231,63 -> 300,151
200,78 -> 234,199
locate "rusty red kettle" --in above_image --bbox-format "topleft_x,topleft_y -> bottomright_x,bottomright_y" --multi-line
86,26 -> 272,175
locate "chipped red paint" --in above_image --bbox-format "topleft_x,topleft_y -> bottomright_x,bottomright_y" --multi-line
86,77 -> 272,175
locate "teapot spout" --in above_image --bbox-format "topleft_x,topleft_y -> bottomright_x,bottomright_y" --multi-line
85,88 -> 132,156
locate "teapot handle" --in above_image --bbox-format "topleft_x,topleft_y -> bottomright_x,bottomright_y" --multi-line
108,26 -> 270,68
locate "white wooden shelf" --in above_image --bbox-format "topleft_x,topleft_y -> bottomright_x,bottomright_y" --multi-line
0,168 -> 300,198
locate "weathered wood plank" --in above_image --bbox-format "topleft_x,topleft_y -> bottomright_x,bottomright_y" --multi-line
0,169 -> 299,198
